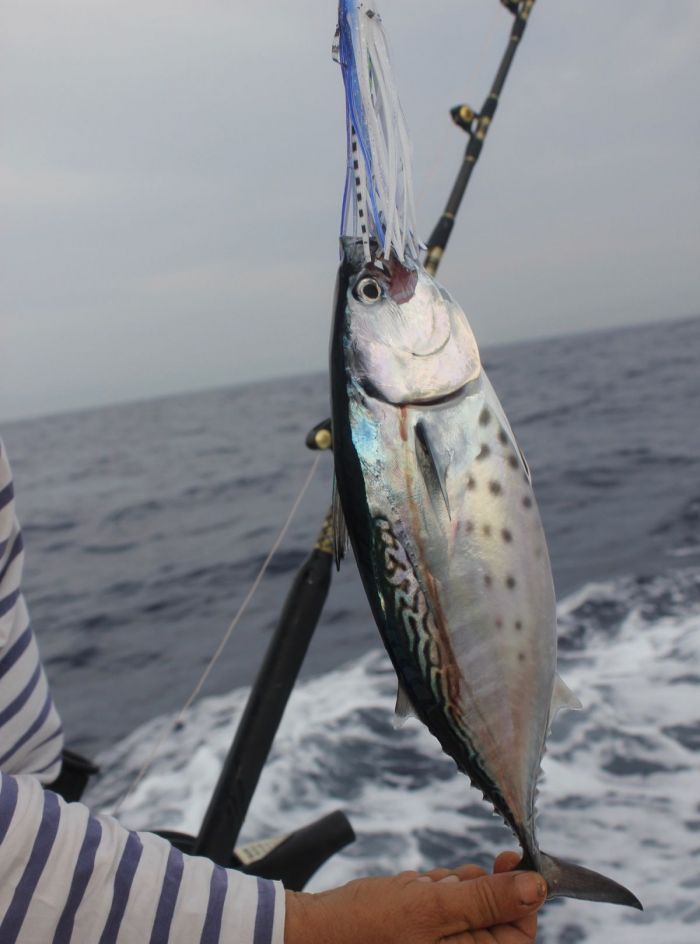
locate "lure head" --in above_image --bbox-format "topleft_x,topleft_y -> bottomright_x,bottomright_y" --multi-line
339,238 -> 481,405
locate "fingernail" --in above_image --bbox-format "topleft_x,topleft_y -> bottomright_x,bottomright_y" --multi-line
514,872 -> 546,905
415,876 -> 432,883
438,875 -> 460,884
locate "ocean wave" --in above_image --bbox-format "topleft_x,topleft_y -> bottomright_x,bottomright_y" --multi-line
87,566 -> 700,942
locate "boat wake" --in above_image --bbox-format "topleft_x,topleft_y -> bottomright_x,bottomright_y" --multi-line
86,564 -> 700,941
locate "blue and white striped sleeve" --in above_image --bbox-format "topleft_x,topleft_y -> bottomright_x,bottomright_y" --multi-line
0,773 -> 286,943
0,441 -> 286,942
0,440 -> 64,782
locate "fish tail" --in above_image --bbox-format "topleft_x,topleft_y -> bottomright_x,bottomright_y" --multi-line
538,851 -> 642,910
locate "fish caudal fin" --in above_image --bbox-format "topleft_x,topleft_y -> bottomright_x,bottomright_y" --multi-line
539,852 -> 642,910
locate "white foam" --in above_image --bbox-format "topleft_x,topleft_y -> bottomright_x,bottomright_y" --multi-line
87,568 -> 700,941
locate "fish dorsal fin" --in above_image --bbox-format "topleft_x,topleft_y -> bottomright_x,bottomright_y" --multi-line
549,674 -> 583,729
414,420 -> 451,519
331,475 -> 348,571
393,682 -> 417,728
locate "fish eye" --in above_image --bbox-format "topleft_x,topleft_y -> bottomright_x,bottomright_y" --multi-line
354,276 -> 382,305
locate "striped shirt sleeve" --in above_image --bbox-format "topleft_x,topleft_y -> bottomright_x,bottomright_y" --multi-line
0,438 -> 286,943
0,773 -> 286,944
0,441 -> 63,782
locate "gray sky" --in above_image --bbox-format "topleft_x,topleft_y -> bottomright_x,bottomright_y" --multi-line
1,0 -> 699,422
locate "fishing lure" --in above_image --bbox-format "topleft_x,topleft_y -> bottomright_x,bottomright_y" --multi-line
335,0 -> 420,263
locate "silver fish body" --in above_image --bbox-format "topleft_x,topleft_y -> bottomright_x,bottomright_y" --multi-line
330,238 -> 640,909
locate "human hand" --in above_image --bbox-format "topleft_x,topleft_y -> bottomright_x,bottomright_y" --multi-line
284,850 -> 545,944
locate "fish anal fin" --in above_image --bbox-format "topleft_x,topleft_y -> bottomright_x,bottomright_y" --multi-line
331,475 -> 348,571
393,683 -> 417,729
549,674 -> 583,728
414,420 -> 450,519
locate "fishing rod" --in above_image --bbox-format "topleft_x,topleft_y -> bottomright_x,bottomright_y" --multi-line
153,510 -> 355,889
143,0 -> 539,889
425,0 -> 537,275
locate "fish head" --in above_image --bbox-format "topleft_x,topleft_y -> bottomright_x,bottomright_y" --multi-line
338,238 -> 481,405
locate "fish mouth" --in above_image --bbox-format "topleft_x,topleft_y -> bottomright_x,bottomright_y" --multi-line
404,376 -> 481,406
362,375 -> 481,408
405,329 -> 451,359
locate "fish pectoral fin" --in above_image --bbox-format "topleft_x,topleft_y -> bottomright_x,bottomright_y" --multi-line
414,420 -> 451,519
331,475 -> 349,570
549,674 -> 583,728
393,682 -> 417,728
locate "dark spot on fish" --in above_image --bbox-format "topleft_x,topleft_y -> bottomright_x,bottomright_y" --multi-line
489,481 -> 502,496
515,620 -> 523,631
506,575 -> 516,589
518,652 -> 526,663
498,429 -> 508,445
501,528 -> 512,543
465,520 -> 474,533
484,574 -> 492,587
479,409 -> 491,426
495,617 -> 503,629
483,524 -> 492,537
467,476 -> 477,491
522,496 -> 532,509
508,455 -> 519,469
476,445 -> 490,461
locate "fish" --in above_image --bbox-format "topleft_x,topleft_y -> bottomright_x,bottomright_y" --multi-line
330,1 -> 639,909
329,239 -> 641,910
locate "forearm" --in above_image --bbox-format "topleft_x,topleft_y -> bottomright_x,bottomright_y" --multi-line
0,773 -> 285,943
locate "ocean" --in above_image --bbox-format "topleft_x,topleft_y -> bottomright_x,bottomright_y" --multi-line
3,314 -> 699,942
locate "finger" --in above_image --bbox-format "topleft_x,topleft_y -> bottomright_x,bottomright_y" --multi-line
480,917 -> 538,944
436,870 -> 546,933
419,868 -> 457,883
445,918 -> 537,944
493,852 -> 522,875
453,864 -> 488,882
506,912 -> 539,942
416,864 -> 487,884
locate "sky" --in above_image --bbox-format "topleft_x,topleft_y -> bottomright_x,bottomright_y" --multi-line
1,0 -> 699,422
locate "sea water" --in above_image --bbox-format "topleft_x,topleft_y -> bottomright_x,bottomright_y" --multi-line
3,315 -> 699,942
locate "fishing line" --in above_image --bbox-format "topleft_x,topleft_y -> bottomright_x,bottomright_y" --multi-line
114,452 -> 322,815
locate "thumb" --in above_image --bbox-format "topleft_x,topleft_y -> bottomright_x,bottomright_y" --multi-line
436,870 -> 546,931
